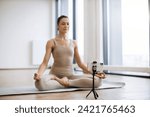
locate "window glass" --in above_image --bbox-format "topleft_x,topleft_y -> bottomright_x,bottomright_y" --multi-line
104,0 -> 149,67
122,0 -> 149,67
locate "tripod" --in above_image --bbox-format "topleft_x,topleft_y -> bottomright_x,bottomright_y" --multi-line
86,62 -> 99,99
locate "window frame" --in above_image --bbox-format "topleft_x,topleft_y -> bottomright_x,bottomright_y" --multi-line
102,0 -> 150,77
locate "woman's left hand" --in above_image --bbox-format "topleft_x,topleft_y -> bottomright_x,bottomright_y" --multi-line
95,72 -> 106,79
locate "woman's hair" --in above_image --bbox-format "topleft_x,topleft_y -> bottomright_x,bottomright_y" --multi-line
57,15 -> 68,25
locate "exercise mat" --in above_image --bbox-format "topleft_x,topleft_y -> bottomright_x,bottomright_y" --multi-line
0,80 -> 125,96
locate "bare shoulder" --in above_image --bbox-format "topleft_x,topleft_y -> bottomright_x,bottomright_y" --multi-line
46,38 -> 55,48
72,40 -> 78,47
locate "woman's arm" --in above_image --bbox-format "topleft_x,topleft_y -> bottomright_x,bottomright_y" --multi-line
34,39 -> 54,80
74,40 -> 105,79
73,40 -> 91,74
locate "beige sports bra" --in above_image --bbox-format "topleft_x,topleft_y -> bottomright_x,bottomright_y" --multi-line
50,39 -> 74,77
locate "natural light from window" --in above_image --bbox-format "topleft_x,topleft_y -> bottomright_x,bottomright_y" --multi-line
122,0 -> 149,67
76,0 -> 84,61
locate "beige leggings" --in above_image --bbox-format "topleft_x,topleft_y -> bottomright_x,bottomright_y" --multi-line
35,74 -> 102,91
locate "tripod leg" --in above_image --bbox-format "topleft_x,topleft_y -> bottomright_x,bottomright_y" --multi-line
86,69 -> 99,99
93,90 -> 99,99
86,90 -> 92,98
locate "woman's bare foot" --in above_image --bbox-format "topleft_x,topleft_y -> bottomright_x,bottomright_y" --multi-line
52,76 -> 69,87
50,77 -> 56,80
60,77 -> 69,87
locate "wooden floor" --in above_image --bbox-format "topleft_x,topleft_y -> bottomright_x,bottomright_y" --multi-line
0,69 -> 150,100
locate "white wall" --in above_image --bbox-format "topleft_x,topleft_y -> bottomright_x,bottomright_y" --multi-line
0,0 -> 103,68
0,0 -> 55,68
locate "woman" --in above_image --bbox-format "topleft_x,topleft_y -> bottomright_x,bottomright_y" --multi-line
34,15 -> 105,90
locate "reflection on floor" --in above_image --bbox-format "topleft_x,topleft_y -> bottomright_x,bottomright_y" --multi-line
0,69 -> 150,100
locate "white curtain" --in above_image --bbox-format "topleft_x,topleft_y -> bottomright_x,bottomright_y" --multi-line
84,0 -> 103,64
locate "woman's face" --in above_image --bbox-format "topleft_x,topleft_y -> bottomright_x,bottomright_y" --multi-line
57,18 -> 69,34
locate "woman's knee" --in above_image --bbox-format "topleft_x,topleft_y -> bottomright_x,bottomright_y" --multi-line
35,79 -> 46,91
34,76 -> 51,91
94,78 -> 102,88
35,75 -> 64,91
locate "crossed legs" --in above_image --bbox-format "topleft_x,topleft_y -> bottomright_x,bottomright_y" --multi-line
35,74 -> 102,91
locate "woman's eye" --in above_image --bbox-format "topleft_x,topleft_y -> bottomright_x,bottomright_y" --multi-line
61,22 -> 69,25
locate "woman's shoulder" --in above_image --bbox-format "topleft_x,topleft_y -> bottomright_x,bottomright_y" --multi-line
71,39 -> 78,47
70,39 -> 77,43
48,38 -> 56,42
46,38 -> 55,47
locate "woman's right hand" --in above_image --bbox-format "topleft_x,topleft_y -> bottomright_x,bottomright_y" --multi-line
33,73 -> 40,81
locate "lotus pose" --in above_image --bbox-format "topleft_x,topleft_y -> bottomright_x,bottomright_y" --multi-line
33,15 -> 105,90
